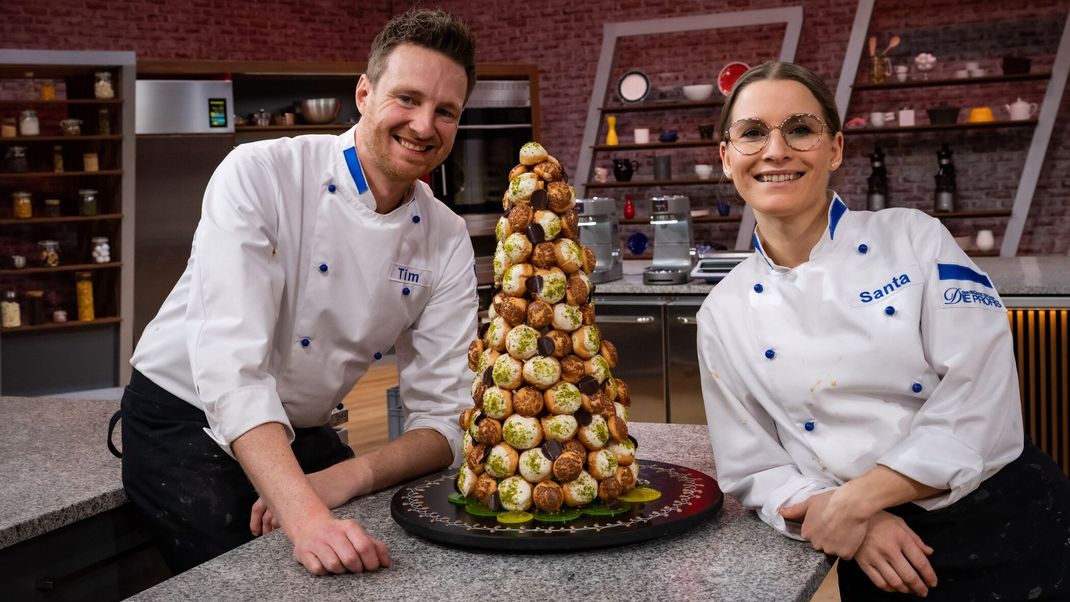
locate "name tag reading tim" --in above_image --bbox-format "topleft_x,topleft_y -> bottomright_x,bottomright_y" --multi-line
390,264 -> 432,288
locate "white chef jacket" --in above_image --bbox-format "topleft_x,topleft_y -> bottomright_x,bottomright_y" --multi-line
697,194 -> 1023,539
132,126 -> 477,463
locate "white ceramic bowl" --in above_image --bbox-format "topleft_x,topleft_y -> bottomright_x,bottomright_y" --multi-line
682,84 -> 714,101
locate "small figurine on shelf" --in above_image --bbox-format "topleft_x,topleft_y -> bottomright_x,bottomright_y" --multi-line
867,144 -> 889,211
623,195 -> 636,219
934,143 -> 957,212
605,115 -> 619,146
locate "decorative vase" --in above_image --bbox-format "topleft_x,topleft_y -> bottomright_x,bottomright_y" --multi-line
623,195 -> 635,219
606,116 -> 619,146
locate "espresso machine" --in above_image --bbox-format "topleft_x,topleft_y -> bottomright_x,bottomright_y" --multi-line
643,194 -> 693,285
576,197 -> 623,283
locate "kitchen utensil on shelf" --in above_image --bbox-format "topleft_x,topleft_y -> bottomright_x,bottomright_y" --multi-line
682,84 -> 714,101
868,36 -> 877,57
967,106 -> 995,123
297,98 -> 341,124
882,35 -> 901,57
658,129 -> 678,143
717,62 -> 750,96
1005,98 -> 1038,121
869,111 -> 895,127
870,56 -> 892,84
654,155 -> 672,180
926,106 -> 960,125
617,70 -> 650,103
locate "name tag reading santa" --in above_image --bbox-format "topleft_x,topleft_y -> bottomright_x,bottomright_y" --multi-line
390,264 -> 432,288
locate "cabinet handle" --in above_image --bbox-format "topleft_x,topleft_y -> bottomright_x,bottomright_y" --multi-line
598,315 -> 655,324
675,316 -> 698,325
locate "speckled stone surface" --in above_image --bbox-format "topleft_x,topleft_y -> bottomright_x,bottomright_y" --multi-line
597,256 -> 1070,297
131,423 -> 832,602
0,396 -> 125,550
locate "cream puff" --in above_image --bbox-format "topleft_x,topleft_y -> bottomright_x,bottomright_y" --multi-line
508,203 -> 534,232
495,215 -> 513,243
505,324 -> 540,360
467,339 -> 484,372
598,473 -> 623,503
587,449 -> 618,480
552,450 -> 584,482
509,172 -> 539,204
563,439 -> 587,460
456,463 -> 478,497
571,325 -> 601,359
465,441 -> 486,474
535,267 -> 567,305
525,299 -> 553,330
476,348 -> 500,376
495,295 -> 528,327
460,407 -> 478,432
518,448 -> 553,483
580,303 -> 596,326
577,413 -> 610,450
546,181 -> 573,213
522,355 -> 561,389
502,232 -> 533,265
512,386 -> 545,417
532,480 -> 565,513
605,435 -> 637,466
540,414 -> 579,442
481,387 -> 513,420
529,241 -> 557,269
501,263 -> 534,297
615,378 -> 631,406
553,238 -> 584,274
519,141 -> 548,166
582,246 -> 597,274
502,414 -> 543,450
614,401 -> 630,422
551,303 -> 583,332
616,465 -> 637,492
599,339 -> 618,368
508,163 -> 528,182
492,354 -> 524,389
545,329 -> 572,358
608,414 -> 628,443
562,470 -> 599,507
565,272 -> 592,305
497,475 -> 533,512
533,160 -> 564,183
559,354 -> 585,383
492,241 -> 508,282
584,354 -> 612,383
483,316 -> 510,352
485,442 -> 519,478
544,381 -> 582,414
474,472 -> 498,504
478,417 -> 503,446
559,209 -> 580,240
533,210 -> 562,241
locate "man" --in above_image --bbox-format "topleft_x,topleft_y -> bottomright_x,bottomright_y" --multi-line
117,9 -> 477,576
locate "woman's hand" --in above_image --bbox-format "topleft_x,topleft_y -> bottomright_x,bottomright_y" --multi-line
854,511 -> 937,596
779,489 -> 870,559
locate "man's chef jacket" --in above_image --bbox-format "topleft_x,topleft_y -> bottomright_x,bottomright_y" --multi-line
132,126 -> 477,461
697,194 -> 1023,538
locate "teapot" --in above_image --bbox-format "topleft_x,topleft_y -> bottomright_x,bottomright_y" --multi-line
612,158 -> 639,182
1005,98 -> 1038,121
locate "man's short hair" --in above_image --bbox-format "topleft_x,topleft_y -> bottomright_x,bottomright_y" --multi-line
366,8 -> 477,102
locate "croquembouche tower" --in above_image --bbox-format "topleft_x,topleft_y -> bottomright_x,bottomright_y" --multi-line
457,142 -> 639,516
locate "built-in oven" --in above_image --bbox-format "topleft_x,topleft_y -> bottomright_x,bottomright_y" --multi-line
431,80 -> 532,215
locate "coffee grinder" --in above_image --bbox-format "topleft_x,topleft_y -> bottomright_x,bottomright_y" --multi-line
643,194 -> 693,285
576,197 -> 623,283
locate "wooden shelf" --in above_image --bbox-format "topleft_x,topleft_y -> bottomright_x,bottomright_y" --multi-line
1,316 -> 121,333
585,178 -> 729,189
623,253 -> 653,260
0,135 -> 121,143
0,98 -> 123,107
966,249 -> 999,257
852,72 -> 1050,91
0,213 -> 123,226
926,209 -> 1012,219
600,99 -> 724,113
0,261 -> 122,276
236,124 -> 351,133
843,120 -> 1036,135
0,169 -> 121,179
620,215 -> 741,225
592,140 -> 719,151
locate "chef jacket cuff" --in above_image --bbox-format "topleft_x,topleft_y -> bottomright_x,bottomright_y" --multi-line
877,426 -> 985,507
405,415 -> 464,468
201,385 -> 294,459
761,479 -> 837,541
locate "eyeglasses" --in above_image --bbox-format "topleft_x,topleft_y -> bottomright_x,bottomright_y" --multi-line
723,113 -> 831,155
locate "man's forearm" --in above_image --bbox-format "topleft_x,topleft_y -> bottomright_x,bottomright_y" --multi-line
232,422 -> 331,528
840,464 -> 944,519
330,427 -> 453,502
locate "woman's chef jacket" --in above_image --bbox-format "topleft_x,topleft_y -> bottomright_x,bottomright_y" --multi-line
697,194 -> 1023,538
132,127 -> 477,462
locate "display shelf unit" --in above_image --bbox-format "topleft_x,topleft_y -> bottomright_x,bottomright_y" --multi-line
599,99 -> 724,113
591,140 -> 719,151
620,215 -> 742,225
834,0 -> 1070,257
0,49 -> 135,395
586,178 -> 729,189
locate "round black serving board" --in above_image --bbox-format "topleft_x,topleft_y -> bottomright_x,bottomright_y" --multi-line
390,460 -> 722,552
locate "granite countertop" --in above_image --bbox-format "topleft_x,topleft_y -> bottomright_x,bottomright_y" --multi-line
132,423 -> 831,602
598,255 -> 1070,297
0,396 -> 125,549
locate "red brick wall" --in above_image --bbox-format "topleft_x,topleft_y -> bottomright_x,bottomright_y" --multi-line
2,0 -> 1066,253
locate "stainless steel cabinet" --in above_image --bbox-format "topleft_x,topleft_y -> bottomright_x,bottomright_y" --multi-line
593,296 -> 667,422
667,298 -> 706,424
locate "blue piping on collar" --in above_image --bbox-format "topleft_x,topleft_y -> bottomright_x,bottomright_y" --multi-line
342,147 -> 369,195
828,194 -> 847,240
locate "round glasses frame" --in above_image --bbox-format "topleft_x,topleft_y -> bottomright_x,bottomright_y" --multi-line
722,113 -> 832,155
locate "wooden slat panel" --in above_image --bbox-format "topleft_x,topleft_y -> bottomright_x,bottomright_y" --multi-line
1008,309 -> 1069,477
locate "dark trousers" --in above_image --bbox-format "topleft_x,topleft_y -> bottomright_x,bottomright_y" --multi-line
838,440 -> 1070,601
119,370 -> 354,574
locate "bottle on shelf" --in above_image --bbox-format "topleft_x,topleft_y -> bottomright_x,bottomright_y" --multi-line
934,144 -> 957,212
1,291 -> 21,328
52,145 -> 64,173
24,290 -> 45,326
98,108 -> 111,135
75,271 -> 95,321
623,194 -> 636,219
866,145 -> 888,211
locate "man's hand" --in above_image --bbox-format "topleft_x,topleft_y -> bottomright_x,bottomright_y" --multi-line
287,509 -> 390,575
779,490 -> 869,559
251,461 -> 368,536
854,511 -> 937,596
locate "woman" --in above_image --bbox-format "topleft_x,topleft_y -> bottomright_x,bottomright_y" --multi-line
697,62 -> 1069,600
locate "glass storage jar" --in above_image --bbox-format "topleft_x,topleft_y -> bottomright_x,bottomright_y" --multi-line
1,291 -> 21,328
43,198 -> 61,217
76,272 -> 95,321
91,236 -> 111,263
52,145 -> 63,173
38,240 -> 60,267
78,188 -> 99,215
98,108 -> 110,135
40,79 -> 56,101
1,117 -> 16,138
94,72 -> 115,99
82,152 -> 99,172
19,109 -> 39,136
60,118 -> 82,136
24,290 -> 45,326
5,146 -> 28,172
12,191 -> 32,219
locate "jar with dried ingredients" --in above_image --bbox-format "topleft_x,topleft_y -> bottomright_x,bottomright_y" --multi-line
78,189 -> 99,215
19,110 -> 40,136
38,240 -> 60,267
76,271 -> 95,321
13,191 -> 32,219
91,236 -> 111,263
1,291 -> 21,328
94,72 -> 115,99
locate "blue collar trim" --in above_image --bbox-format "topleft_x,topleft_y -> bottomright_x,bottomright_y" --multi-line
828,194 -> 847,240
938,263 -> 993,288
342,147 -> 369,195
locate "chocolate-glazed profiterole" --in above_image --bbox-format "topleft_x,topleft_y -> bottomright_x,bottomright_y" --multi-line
455,141 -> 640,511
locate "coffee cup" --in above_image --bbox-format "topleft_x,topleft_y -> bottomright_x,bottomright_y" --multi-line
694,164 -> 713,179
976,229 -> 995,251
634,128 -> 650,144
897,108 -> 916,127
870,111 -> 895,127
594,166 -> 609,183
895,65 -> 908,82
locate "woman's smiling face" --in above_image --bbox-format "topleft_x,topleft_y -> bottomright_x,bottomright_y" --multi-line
719,79 -> 843,222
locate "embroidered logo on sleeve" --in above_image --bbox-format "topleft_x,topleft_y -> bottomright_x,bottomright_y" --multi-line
390,264 -> 432,288
937,263 -> 1002,310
